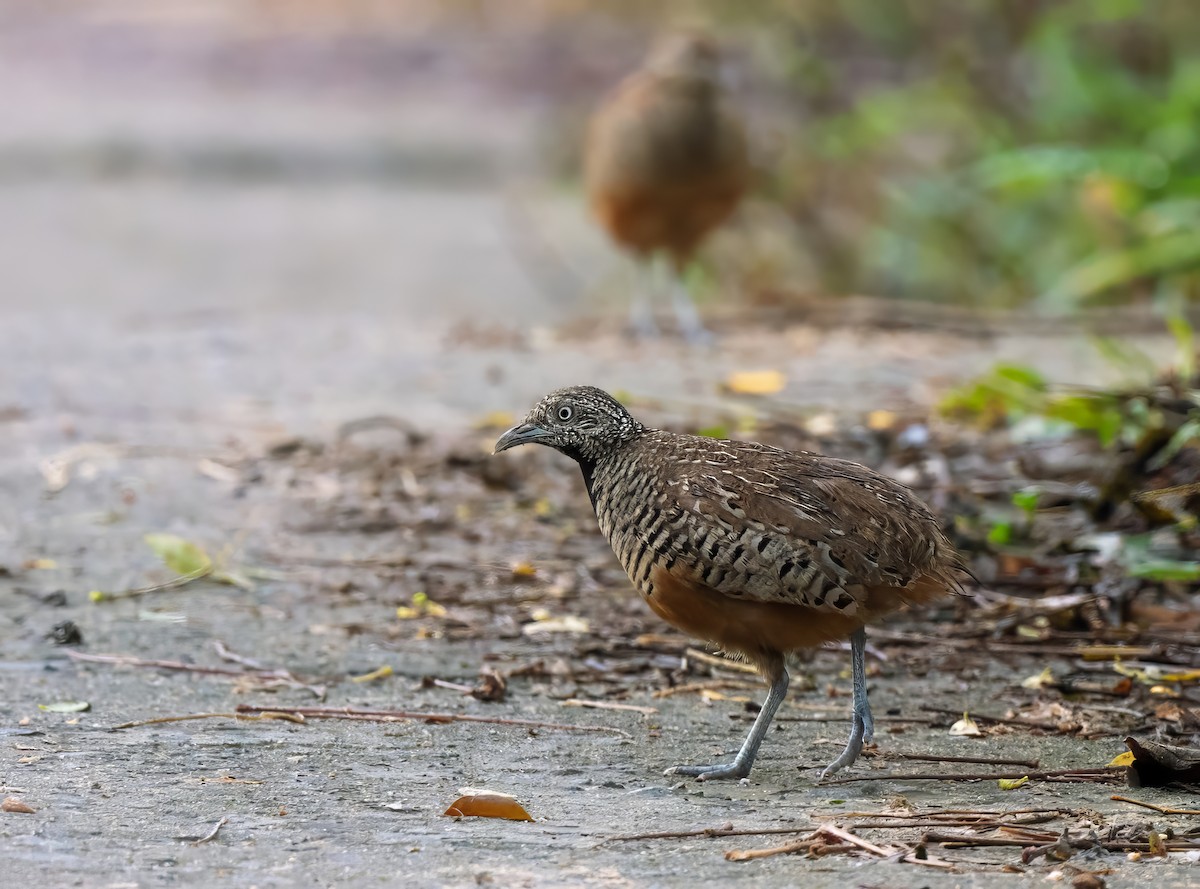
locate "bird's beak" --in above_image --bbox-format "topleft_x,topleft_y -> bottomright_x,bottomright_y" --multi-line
493,422 -> 553,454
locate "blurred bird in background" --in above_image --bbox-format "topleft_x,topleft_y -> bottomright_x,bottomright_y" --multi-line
584,31 -> 748,342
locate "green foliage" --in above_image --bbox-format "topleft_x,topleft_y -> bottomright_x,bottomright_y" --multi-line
721,0 -> 1200,307
939,364 -> 1046,426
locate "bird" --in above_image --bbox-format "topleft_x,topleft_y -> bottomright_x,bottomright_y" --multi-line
495,386 -> 965,781
583,32 -> 748,342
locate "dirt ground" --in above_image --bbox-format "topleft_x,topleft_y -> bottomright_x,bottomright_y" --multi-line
3,8 -> 1199,888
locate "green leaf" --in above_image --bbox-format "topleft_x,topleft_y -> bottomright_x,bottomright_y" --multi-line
998,776 -> 1030,791
1044,230 -> 1200,307
39,701 -> 90,713
696,425 -> 729,439
987,521 -> 1013,546
1011,488 -> 1040,517
143,534 -> 212,576
1129,560 -> 1200,582
1167,314 -> 1196,381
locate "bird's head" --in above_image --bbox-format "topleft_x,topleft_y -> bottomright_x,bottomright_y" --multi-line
493,386 -> 644,464
643,31 -> 723,84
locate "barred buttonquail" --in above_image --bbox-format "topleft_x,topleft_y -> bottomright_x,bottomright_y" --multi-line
584,32 -> 748,342
495,386 -> 966,781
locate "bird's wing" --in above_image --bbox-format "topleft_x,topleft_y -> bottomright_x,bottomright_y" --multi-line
659,443 -> 955,616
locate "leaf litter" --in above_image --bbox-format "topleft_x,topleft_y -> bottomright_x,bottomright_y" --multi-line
27,329 -> 1200,877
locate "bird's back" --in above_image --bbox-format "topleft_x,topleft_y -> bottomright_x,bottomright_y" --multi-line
587,430 -> 962,652
584,64 -> 747,264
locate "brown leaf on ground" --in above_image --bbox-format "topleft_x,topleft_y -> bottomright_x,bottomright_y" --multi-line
1124,736 -> 1200,787
444,789 -> 533,822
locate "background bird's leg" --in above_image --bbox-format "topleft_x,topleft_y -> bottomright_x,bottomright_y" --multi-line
664,256 -> 713,344
665,664 -> 788,781
627,257 -> 660,338
820,626 -> 873,780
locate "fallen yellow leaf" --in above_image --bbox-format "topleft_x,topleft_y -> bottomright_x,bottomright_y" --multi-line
443,789 -> 533,822
511,561 -> 538,578
1021,667 -> 1055,690
997,776 -> 1029,790
949,712 -> 982,737
723,370 -> 785,396
350,665 -> 394,683
1107,751 -> 1136,767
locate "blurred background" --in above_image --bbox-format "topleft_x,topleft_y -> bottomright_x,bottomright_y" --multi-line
7,0 -> 1200,325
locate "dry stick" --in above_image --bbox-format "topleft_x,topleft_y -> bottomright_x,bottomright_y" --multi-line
683,648 -> 760,675
725,832 -> 823,861
919,705 -> 1064,732
816,823 -> 954,870
91,564 -> 214,602
607,825 -> 816,843
561,699 -> 658,716
191,816 -> 229,846
820,767 -> 1123,786
731,713 -> 941,726
234,704 -> 633,739
896,752 -> 1040,769
1111,795 -> 1200,816
112,712 -> 306,730
655,680 -> 762,698
923,830 -> 1200,853
66,650 -> 325,697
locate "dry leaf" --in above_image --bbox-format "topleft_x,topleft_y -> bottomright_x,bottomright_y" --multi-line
1107,751 -> 1136,767
1022,667 -> 1055,689
350,665 -> 394,683
522,615 -> 589,635
38,701 -> 90,713
511,561 -> 538,579
949,712 -> 982,737
2,797 -> 35,814
443,789 -> 533,822
723,370 -> 785,396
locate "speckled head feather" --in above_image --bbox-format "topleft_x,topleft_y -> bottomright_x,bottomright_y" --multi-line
493,385 -> 644,464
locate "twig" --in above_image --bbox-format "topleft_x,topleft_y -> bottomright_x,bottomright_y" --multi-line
90,564 -> 213,602
606,824 -> 815,843
683,648 -> 760,675
1111,795 -> 1200,816
212,640 -> 265,670
820,767 -> 1123,786
66,650 -> 326,698
234,704 -> 633,739
919,705 -> 1064,732
816,823 -> 894,857
654,680 -> 761,698
112,711 -> 306,730
815,823 -> 954,870
731,713 -> 941,726
896,752 -> 1040,769
561,699 -> 658,716
724,831 -> 822,861
923,830 -> 1200,854
191,816 -> 229,846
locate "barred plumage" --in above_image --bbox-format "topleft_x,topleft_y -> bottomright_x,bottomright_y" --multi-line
496,386 -> 966,782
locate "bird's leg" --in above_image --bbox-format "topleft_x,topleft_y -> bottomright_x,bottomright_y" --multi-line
665,666 -> 788,781
626,260 -> 661,339
820,626 -> 873,780
666,260 -> 713,345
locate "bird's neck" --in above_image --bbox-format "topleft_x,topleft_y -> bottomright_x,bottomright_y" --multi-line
578,458 -> 599,511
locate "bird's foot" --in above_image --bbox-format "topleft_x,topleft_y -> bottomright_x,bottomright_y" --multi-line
664,759 -> 751,782
818,709 -> 870,782
677,320 -> 715,347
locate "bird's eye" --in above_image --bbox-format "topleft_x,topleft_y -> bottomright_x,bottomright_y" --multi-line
557,405 -> 574,422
